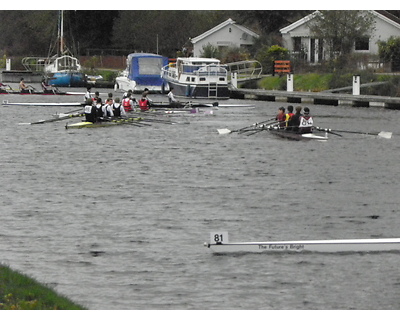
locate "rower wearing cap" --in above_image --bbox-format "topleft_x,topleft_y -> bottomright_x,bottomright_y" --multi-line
299,107 -> 313,133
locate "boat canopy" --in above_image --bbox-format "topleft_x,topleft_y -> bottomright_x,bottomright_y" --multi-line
127,53 -> 168,86
45,55 -> 81,73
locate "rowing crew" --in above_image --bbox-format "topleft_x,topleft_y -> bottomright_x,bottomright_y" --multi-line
275,105 -> 313,133
83,87 -> 153,123
83,97 -> 127,123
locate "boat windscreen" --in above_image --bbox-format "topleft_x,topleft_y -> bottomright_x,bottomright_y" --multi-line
138,57 -> 164,75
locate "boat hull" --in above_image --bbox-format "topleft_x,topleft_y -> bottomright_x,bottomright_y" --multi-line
115,76 -> 166,93
166,80 -> 230,99
47,72 -> 86,87
268,128 -> 328,141
205,238 -> 400,253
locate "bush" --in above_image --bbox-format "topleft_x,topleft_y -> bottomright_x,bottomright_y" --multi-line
256,45 -> 289,74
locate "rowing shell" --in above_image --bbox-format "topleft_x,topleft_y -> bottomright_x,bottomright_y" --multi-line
268,129 -> 328,141
65,117 -> 145,129
3,100 -> 83,107
204,232 -> 400,253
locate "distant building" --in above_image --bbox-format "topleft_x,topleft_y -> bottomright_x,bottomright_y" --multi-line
191,18 -> 259,57
280,10 -> 400,64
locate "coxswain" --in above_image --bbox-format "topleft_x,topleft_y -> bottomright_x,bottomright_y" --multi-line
298,107 -> 313,133
275,107 -> 286,128
122,93 -> 134,112
112,98 -> 127,118
84,98 -> 97,123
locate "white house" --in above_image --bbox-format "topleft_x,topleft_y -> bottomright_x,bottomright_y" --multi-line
191,18 -> 259,57
280,10 -> 400,64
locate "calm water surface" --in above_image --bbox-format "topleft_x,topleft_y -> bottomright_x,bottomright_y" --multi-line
1,89 -> 400,309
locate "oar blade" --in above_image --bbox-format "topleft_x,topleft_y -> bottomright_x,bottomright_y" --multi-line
378,131 -> 392,139
217,128 -> 232,135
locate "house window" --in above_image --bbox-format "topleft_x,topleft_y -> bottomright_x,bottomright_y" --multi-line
355,37 -> 369,51
293,37 -> 302,52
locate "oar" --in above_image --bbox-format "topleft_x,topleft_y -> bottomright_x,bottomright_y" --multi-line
217,117 -> 276,135
313,127 -> 343,137
238,120 -> 279,134
314,127 -> 392,139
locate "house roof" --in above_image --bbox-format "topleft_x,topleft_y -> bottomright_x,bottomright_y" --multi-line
191,18 -> 259,44
279,11 -> 319,34
280,10 -> 400,35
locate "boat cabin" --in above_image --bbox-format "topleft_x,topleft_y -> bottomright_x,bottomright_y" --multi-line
45,55 -> 81,73
165,57 -> 228,85
126,53 -> 168,87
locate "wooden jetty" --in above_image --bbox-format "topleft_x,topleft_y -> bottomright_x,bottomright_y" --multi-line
231,88 -> 400,109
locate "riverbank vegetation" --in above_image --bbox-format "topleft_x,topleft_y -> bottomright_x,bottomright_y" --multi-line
0,264 -> 85,310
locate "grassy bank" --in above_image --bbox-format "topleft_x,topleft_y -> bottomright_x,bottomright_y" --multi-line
0,264 -> 85,310
257,73 -> 400,96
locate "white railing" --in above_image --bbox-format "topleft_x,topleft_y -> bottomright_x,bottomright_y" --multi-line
226,60 -> 263,82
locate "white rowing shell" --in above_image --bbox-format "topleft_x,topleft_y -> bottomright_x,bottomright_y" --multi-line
3,101 -> 83,107
205,232 -> 400,253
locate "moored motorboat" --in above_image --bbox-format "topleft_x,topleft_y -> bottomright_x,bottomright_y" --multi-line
204,232 -> 400,253
115,53 -> 169,93
161,57 -> 230,99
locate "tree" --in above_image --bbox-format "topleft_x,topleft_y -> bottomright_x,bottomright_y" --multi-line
0,11 -> 56,56
308,10 -> 376,66
378,36 -> 400,71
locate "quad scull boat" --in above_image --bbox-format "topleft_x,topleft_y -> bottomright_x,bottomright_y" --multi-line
204,232 -> 400,253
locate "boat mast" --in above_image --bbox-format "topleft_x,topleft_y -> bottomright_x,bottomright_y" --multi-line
59,10 -> 65,55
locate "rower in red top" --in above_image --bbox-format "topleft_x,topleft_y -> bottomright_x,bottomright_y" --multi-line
122,92 -> 134,112
275,107 -> 286,128
139,88 -> 151,111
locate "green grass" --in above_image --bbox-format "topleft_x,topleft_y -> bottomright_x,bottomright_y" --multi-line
0,264 -> 86,310
258,73 -> 333,91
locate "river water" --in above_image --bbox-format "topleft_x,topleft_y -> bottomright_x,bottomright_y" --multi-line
1,89 -> 400,310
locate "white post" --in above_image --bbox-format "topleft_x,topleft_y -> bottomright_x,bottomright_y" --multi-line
353,75 -> 360,95
287,73 -> 293,92
231,72 -> 238,88
6,59 -> 11,71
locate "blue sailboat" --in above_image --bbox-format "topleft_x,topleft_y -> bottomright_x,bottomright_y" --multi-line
44,11 -> 86,87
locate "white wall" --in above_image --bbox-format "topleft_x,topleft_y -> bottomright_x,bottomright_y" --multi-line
193,24 -> 256,57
